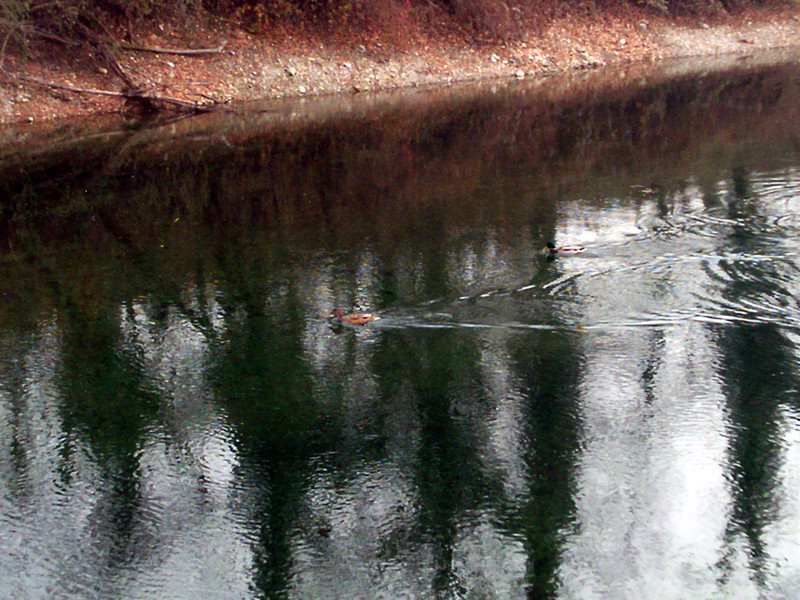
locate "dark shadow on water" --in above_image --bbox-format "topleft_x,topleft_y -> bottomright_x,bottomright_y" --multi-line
710,164 -> 800,590
512,332 -> 583,599
372,328 -> 490,598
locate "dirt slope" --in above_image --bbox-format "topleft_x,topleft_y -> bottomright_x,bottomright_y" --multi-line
1,3 -> 799,125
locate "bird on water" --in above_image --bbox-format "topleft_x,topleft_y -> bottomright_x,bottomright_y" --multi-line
545,242 -> 586,256
331,307 -> 379,325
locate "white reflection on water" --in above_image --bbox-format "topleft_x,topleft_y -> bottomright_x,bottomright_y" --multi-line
2,156 -> 800,599
773,411 -> 800,595
0,302 -> 262,600
562,325 -> 732,600
546,171 -> 800,599
450,513 -> 528,600
122,422 -> 251,600
0,321 -> 84,600
292,461 -> 428,599
479,339 -> 530,502
115,301 -> 255,599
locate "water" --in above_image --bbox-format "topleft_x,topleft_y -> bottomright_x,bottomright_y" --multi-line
1,53 -> 800,599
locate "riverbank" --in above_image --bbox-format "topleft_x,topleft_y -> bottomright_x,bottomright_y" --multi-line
1,2 -> 800,125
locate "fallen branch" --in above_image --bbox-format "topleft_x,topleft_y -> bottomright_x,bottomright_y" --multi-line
78,15 -> 227,57
118,41 -> 228,56
14,74 -> 125,97
5,72 -> 216,114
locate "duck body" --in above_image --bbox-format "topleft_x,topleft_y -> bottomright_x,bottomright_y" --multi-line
331,307 -> 379,326
546,242 -> 586,256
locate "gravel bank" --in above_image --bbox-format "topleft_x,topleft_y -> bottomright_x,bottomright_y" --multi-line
1,4 -> 799,125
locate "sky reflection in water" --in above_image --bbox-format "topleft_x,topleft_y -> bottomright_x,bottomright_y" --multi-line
1,57 -> 800,600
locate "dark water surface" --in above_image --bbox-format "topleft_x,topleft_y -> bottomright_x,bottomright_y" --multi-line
1,52 -> 800,599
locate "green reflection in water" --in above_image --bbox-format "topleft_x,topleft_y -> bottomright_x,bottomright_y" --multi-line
0,55 -> 800,600
711,164 -> 800,593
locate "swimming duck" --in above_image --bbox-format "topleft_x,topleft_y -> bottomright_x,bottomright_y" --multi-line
546,242 -> 586,256
331,307 -> 379,326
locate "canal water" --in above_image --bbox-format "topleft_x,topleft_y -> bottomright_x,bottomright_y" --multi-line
1,52 -> 799,599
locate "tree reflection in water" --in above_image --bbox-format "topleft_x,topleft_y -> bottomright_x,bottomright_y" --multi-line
1,56 -> 799,599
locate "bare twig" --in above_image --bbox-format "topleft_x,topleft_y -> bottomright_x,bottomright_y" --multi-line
0,25 -> 17,68
118,41 -> 228,56
0,12 -> 223,117
4,72 -> 216,113
77,19 -> 226,57
10,74 -> 125,97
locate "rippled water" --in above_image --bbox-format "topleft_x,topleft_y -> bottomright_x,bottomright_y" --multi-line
1,54 -> 800,599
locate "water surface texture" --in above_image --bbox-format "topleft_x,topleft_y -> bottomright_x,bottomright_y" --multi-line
1,55 -> 800,599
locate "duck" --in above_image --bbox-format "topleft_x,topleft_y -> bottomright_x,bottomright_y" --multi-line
546,241 -> 586,256
331,307 -> 379,326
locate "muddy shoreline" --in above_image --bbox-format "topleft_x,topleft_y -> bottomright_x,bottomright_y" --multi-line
1,4 -> 800,126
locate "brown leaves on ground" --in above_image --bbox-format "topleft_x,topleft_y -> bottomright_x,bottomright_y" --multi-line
1,1 -> 799,125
